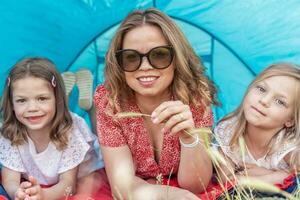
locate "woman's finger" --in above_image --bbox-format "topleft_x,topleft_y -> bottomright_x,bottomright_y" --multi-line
151,101 -> 183,122
165,113 -> 194,134
163,108 -> 194,133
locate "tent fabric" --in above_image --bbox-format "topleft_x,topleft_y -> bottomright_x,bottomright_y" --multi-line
1,0 -> 300,123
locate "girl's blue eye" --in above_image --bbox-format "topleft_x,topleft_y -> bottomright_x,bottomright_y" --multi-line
275,99 -> 286,107
256,85 -> 266,93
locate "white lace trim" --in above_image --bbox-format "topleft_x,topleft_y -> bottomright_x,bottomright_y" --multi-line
214,117 -> 295,170
58,113 -> 97,174
0,136 -> 25,172
0,113 -> 101,185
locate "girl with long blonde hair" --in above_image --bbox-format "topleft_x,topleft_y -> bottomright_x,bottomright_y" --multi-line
214,63 -> 300,184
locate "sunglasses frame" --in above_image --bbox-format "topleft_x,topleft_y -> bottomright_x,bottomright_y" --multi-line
115,45 -> 174,72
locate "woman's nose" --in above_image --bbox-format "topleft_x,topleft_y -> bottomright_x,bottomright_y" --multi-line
139,56 -> 153,70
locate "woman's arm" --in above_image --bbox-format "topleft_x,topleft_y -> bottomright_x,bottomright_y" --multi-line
152,101 -> 213,193
177,136 -> 212,193
101,145 -> 200,200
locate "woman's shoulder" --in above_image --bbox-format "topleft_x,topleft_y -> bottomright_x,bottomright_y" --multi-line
94,84 -> 108,99
94,84 -> 110,109
190,103 -> 213,127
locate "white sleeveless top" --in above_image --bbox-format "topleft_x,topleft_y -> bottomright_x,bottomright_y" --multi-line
0,113 -> 103,185
213,117 -> 296,170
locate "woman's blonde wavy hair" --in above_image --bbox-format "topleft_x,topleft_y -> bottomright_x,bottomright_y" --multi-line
221,63 -> 300,171
1,57 -> 73,150
105,8 -> 218,112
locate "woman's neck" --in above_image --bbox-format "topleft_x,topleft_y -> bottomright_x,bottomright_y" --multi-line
135,91 -> 172,115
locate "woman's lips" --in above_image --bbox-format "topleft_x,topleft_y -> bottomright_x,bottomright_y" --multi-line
137,76 -> 158,87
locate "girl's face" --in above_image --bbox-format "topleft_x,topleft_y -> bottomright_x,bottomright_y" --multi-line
243,75 -> 295,131
12,76 -> 56,136
122,24 -> 175,99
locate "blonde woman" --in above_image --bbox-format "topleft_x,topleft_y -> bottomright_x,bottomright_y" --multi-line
94,8 -> 218,199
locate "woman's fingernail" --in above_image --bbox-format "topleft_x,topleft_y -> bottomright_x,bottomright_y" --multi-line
153,118 -> 158,124
151,112 -> 156,118
162,128 -> 169,133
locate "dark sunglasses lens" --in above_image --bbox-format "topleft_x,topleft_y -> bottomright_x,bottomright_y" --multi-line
149,47 -> 173,69
117,50 -> 140,72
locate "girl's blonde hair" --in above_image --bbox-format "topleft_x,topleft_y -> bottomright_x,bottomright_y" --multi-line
1,57 -> 72,150
221,63 -> 300,170
105,8 -> 218,112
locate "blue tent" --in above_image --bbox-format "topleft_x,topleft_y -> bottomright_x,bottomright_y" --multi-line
1,0 -> 300,125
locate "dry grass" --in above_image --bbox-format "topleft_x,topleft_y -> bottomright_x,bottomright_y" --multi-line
114,112 -> 299,200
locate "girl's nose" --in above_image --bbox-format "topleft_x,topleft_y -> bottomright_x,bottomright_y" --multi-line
259,95 -> 271,107
27,100 -> 38,111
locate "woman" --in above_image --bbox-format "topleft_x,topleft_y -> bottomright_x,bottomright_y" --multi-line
94,8 -> 218,199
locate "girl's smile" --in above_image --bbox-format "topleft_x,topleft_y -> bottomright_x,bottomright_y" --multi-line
12,76 -> 56,136
25,115 -> 46,123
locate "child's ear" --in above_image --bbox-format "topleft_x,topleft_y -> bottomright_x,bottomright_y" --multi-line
285,118 -> 294,128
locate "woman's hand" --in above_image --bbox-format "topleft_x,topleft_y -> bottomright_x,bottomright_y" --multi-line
151,100 -> 195,139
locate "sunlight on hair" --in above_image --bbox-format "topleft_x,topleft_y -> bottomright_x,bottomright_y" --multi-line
238,137 -> 246,160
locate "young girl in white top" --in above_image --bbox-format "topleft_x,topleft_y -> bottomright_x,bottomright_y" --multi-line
0,58 -> 102,200
214,63 -> 300,184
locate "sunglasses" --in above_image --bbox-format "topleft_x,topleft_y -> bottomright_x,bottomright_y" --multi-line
115,45 -> 174,72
